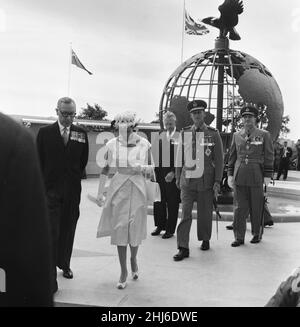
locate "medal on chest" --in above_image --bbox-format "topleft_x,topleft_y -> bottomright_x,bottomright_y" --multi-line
205,148 -> 212,157
251,136 -> 263,145
204,135 -> 214,156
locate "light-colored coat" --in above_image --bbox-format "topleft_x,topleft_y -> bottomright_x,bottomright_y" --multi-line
96,134 -> 151,246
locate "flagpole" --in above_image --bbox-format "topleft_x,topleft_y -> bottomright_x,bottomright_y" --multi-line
180,0 -> 186,64
67,42 -> 72,96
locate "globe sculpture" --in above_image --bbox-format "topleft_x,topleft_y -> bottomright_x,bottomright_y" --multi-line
159,38 -> 284,141
159,1 -> 284,203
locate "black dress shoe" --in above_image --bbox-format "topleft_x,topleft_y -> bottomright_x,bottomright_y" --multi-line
226,224 -> 233,230
231,239 -> 244,247
264,220 -> 274,227
200,240 -> 210,251
162,232 -> 173,239
151,227 -> 162,236
173,248 -> 189,261
250,235 -> 260,244
62,268 -> 73,279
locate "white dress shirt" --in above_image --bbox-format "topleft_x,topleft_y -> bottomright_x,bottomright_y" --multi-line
57,120 -> 70,138
166,127 -> 176,141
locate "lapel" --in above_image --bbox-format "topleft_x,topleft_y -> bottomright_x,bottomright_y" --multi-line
66,124 -> 76,151
51,122 -> 65,151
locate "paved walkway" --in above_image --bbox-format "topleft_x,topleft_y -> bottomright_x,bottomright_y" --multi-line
54,172 -> 300,307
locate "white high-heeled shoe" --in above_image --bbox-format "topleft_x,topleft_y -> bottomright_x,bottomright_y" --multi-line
132,271 -> 139,280
116,281 -> 127,289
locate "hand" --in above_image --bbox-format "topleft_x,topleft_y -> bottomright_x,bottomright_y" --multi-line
165,171 -> 175,183
213,182 -> 220,198
264,177 -> 271,186
227,176 -> 234,189
132,163 -> 142,173
96,195 -> 105,207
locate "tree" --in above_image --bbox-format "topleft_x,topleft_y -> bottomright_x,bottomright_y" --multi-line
77,103 -> 108,121
223,93 -> 290,139
150,112 -> 160,124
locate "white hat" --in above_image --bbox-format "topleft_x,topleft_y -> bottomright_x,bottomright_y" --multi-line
113,111 -> 139,129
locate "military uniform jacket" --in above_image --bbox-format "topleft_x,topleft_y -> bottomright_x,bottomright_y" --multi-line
228,127 -> 274,186
175,124 -> 224,190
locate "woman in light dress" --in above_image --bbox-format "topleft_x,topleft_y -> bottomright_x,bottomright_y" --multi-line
96,111 -> 154,289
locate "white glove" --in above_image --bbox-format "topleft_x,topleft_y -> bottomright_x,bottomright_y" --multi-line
264,177 -> 272,186
227,176 -> 234,189
142,164 -> 155,180
97,174 -> 107,202
96,194 -> 106,207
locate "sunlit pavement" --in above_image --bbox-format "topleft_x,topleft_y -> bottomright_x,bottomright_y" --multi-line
54,171 -> 300,307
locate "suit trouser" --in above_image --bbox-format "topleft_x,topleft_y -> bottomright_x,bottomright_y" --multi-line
154,179 -> 180,234
277,159 -> 289,180
177,182 -> 213,250
47,189 -> 79,288
233,184 -> 264,241
232,187 -> 272,223
57,198 -> 79,270
264,204 -> 272,223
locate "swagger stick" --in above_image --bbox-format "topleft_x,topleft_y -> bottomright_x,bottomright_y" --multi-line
213,197 -> 222,240
259,184 -> 267,240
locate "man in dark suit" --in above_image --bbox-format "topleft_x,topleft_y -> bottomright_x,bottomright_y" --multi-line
276,141 -> 293,181
151,111 -> 181,239
0,113 -> 53,306
37,97 -> 89,292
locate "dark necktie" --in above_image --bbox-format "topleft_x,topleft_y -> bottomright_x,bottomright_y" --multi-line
62,127 -> 68,146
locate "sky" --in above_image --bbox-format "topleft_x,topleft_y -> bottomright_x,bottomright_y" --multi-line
0,0 -> 299,140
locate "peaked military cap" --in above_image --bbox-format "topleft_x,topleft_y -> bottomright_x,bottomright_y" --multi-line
241,103 -> 259,117
187,100 -> 207,113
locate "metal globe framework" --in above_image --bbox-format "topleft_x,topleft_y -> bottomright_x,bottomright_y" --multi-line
159,38 -> 284,142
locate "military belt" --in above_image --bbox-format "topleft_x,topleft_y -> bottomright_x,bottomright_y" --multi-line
240,158 -> 263,165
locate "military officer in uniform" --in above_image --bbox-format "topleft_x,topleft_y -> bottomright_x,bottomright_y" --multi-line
173,100 -> 224,261
227,104 -> 274,247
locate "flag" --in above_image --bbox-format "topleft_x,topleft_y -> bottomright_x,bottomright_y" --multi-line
185,10 -> 209,36
71,49 -> 93,75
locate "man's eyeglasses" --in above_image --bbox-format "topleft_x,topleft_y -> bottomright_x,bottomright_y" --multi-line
58,110 -> 76,118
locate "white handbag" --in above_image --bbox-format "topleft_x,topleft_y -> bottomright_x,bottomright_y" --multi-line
145,168 -> 161,203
